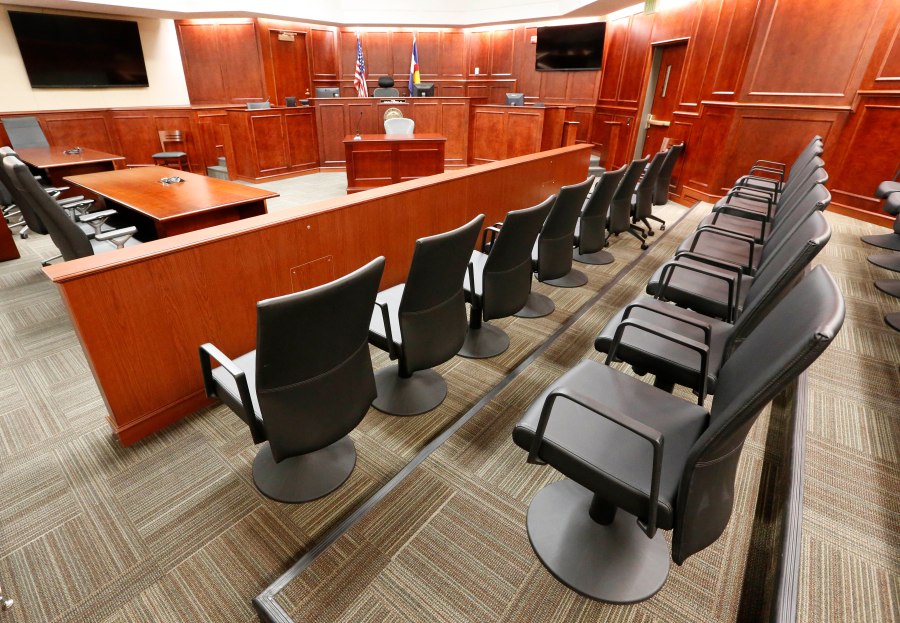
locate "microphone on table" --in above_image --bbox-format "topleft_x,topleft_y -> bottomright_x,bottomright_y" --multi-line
353,111 -> 364,140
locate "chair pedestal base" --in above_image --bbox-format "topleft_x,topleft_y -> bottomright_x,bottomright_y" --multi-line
861,233 -> 900,251
527,479 -> 669,604
885,312 -> 900,332
252,436 -> 356,503
458,322 -> 510,359
573,249 -> 614,266
875,280 -> 900,299
869,254 -> 900,273
372,364 -> 447,416
514,292 -> 555,318
541,269 -> 589,288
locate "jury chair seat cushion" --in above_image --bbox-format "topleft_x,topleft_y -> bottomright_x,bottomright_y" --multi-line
594,296 -> 732,393
210,350 -> 265,434
368,283 -> 405,354
697,212 -> 772,241
714,194 -> 777,218
676,232 -> 763,272
152,151 -> 188,159
512,360 -> 708,529
646,257 -> 754,320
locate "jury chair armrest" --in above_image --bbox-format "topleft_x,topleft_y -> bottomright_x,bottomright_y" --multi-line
751,158 -> 786,171
198,343 -> 264,442
685,227 -> 756,270
373,300 -> 398,360
79,209 -> 116,223
527,386 -> 664,537
621,302 -> 712,344
657,260 -> 740,322
481,226 -> 501,252
95,226 -> 137,249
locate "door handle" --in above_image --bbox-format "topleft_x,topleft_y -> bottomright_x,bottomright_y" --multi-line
647,115 -> 671,128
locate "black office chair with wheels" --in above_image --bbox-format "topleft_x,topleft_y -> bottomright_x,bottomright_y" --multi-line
574,165 -> 626,265
460,197 -> 554,358
512,265 -> 844,603
1,117 -> 49,149
199,257 -> 385,503
632,150 -> 667,235
6,156 -> 138,261
369,215 -> 484,415
653,142 -> 684,205
608,157 -> 650,250
373,77 -> 400,97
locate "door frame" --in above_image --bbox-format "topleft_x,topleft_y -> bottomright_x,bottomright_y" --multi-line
633,36 -> 690,160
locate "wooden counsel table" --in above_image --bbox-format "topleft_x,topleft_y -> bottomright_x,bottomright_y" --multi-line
16,146 -> 125,199
344,134 -> 446,193
64,166 -> 278,240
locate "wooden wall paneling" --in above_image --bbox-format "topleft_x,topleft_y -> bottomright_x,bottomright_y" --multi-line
440,83 -> 466,97
310,28 -> 339,82
39,113 -> 115,153
572,106 -> 595,143
590,112 -> 615,163
217,22 -> 266,102
489,81 -> 517,104
316,101 -> 355,166
413,31 -> 439,79
468,31 -> 492,77
339,30 -> 360,79
406,101 -> 440,133
250,113 -> 289,174
466,83 -> 490,100
363,31 -> 393,79
44,146 -> 591,444
267,30 -> 312,105
513,27 -> 541,96
616,12 -> 655,106
649,1 -> 697,43
440,31 -> 466,77
490,28 -> 515,76
195,110 -> 230,168
539,71 -> 569,102
152,111 -> 200,171
598,17 -> 630,104
565,71 -> 601,103
666,114 -> 695,199
177,23 -> 227,104
828,97 -> 900,223
865,5 -> 900,88
539,107 -> 568,151
705,0 -> 763,98
439,101 -> 470,166
682,106 -> 734,200
743,0 -> 885,106
109,112 -> 159,165
284,109 -> 319,170
678,0 -> 721,110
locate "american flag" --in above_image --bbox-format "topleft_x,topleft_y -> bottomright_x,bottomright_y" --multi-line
353,34 -> 368,97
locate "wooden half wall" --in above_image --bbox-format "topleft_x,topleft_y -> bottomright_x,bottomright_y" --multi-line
43,145 -> 592,446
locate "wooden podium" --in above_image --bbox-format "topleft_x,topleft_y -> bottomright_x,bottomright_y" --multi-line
344,134 -> 446,193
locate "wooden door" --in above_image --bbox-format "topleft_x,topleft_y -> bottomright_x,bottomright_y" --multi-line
270,31 -> 311,106
643,41 -> 687,156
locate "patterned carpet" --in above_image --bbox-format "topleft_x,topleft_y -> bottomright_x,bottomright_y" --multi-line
1,201 -> 896,622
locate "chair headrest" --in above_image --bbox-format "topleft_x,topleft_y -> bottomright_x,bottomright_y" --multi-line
378,76 -> 395,88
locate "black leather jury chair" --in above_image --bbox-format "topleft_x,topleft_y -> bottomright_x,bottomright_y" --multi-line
512,265 -> 844,603
595,212 -> 832,398
608,157 -> 650,250
515,178 -> 594,318
574,164 -> 626,265
862,181 -> 900,253
199,257 -> 385,503
632,150 -> 667,235
653,142 -> 684,205
1,117 -> 49,149
369,215 -> 484,415
460,197 -> 554,358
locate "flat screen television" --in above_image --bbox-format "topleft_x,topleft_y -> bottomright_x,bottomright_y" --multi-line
535,22 -> 606,71
9,11 -> 149,88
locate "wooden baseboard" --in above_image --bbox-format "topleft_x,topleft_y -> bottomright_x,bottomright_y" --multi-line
115,391 -> 214,446
829,202 -> 893,228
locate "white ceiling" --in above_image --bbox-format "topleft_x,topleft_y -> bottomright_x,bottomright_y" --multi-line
3,0 -> 643,26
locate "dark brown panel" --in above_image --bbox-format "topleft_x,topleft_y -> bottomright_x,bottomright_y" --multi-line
315,103 -> 348,166
468,31 -> 491,77
539,71 -> 568,102
176,23 -> 226,104
440,31 -> 466,77
618,12 -> 654,105
440,101 -> 470,164
598,17 -> 629,103
414,32 -> 439,77
491,29 -> 514,76
471,110 -> 507,162
218,23 -> 266,101
110,114 -> 158,165
506,111 -> 542,156
363,31 -> 392,78
683,108 -> 733,195
873,16 -> 900,83
339,30 -> 359,79
268,31 -> 311,104
513,27 -> 540,96
251,114 -> 288,173
310,28 -> 338,79
566,72 -> 600,103
42,115 -> 115,152
679,0 -> 719,108
708,0 -> 762,97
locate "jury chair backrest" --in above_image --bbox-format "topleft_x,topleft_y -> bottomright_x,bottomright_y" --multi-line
2,116 -> 49,149
672,265 -> 843,563
608,157 -> 649,234
482,196 -> 555,321
633,150 -> 667,219
255,257 -> 385,461
6,156 -> 91,260
654,142 -> 684,205
0,152 -> 48,235
536,177 -> 594,281
755,182 -> 831,276
578,164 -> 626,254
399,214 -> 484,374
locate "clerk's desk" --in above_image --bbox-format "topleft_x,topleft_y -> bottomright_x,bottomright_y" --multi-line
343,134 -> 446,193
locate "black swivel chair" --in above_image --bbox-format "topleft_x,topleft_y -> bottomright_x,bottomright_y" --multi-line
1,117 -> 49,149
373,77 -> 400,97
6,157 -> 138,261
199,257 -> 385,503
512,265 -> 844,603
862,181 -> 900,253
515,178 -> 594,318
573,165 -> 626,265
632,150 -> 667,235
369,215 -> 484,416
608,157 -> 650,250
653,142 -> 684,205
460,197 -> 554,358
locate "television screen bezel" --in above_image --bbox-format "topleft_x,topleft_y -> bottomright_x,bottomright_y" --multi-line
535,22 -> 606,72
9,10 -> 149,89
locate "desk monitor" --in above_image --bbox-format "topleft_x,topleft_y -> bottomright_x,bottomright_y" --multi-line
315,87 -> 341,98
411,83 -> 435,97
247,101 -> 271,109
506,93 -> 525,106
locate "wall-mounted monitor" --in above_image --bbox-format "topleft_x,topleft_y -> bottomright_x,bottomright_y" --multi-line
535,22 -> 606,71
411,83 -> 434,97
9,11 -> 149,88
315,87 -> 341,98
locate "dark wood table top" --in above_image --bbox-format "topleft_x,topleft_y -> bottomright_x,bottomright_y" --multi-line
15,146 -> 126,169
64,166 -> 279,222
343,134 -> 447,143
